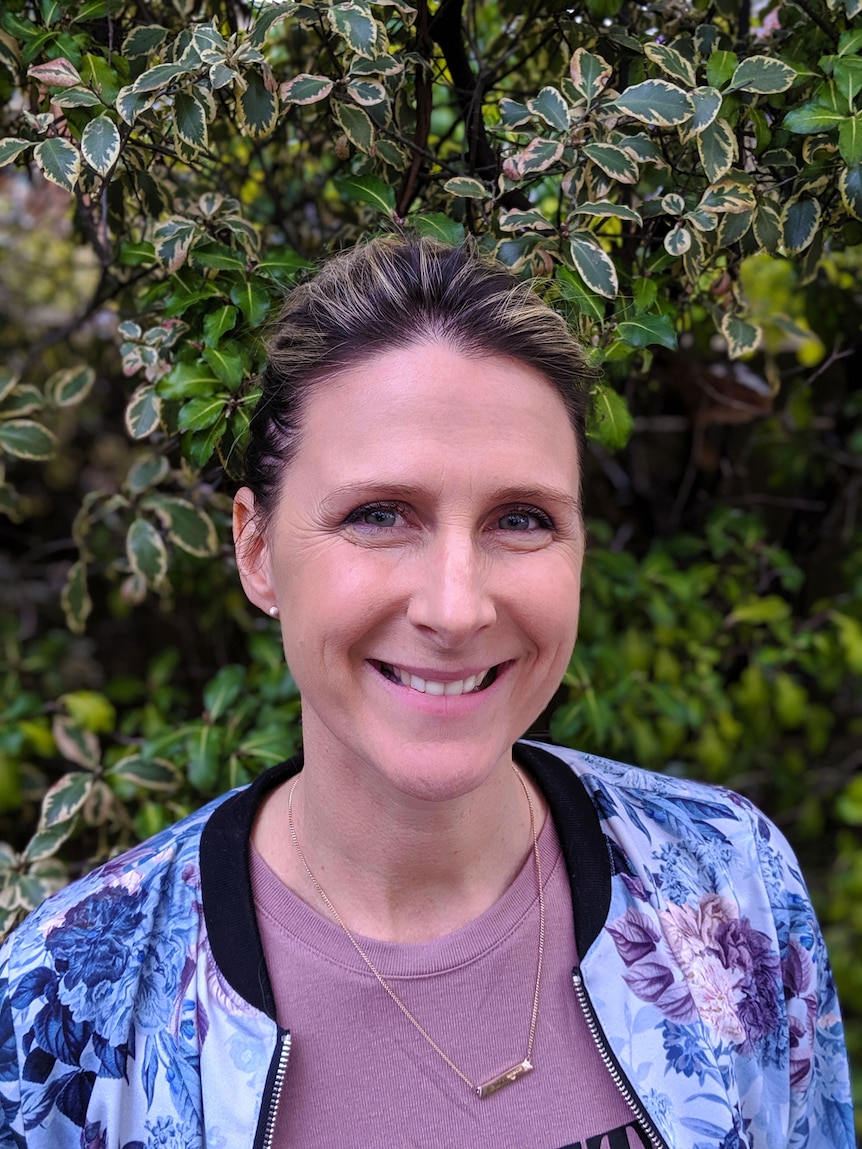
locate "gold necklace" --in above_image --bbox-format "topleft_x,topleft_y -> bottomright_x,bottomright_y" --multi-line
287,765 -> 545,1099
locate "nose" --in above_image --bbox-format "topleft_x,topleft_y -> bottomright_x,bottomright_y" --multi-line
406,530 -> 497,645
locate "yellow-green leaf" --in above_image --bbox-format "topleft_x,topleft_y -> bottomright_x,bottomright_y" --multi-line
587,384 -> 634,450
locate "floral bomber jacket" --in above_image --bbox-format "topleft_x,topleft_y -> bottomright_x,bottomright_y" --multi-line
0,742 -> 854,1149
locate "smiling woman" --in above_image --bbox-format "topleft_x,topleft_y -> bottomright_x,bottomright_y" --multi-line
0,238 -> 853,1149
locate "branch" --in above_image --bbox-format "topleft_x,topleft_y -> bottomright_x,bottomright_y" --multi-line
396,0 -> 433,219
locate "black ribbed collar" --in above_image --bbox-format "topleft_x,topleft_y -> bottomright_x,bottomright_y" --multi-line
200,742 -> 612,1018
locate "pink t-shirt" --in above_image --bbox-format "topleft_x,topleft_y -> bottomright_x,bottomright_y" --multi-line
251,813 -> 645,1149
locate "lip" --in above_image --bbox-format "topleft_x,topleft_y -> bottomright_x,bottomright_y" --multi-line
374,661 -> 496,683
368,659 -> 512,708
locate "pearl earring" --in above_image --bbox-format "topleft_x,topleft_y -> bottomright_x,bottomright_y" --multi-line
268,605 -> 279,618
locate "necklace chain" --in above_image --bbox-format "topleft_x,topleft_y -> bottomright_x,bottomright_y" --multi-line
286,765 -> 545,1097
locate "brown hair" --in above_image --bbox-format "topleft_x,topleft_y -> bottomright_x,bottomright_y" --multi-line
243,235 -> 591,526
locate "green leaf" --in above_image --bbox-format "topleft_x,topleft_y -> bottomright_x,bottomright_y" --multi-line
569,48 -> 612,104
443,176 -> 490,199
334,101 -> 375,151
573,202 -> 643,224
782,196 -> 821,253
237,69 -> 278,138
697,118 -> 737,183
582,143 -> 638,183
39,772 -> 92,829
186,723 -> 224,791
280,72 -> 334,104
33,137 -> 80,193
664,225 -> 692,255
706,49 -> 738,89
833,58 -> 862,105
107,754 -> 181,792
126,517 -> 168,586
143,495 -> 219,556
0,419 -> 57,460
158,362 -> 220,400
720,313 -> 762,358
727,55 -> 796,95
839,163 -> 862,219
336,173 -> 395,214
556,266 -> 606,322
177,396 -> 228,432
229,280 -> 271,327
125,384 -> 162,439
61,560 -> 91,635
753,201 -> 782,253
174,89 -> 208,152
192,243 -> 245,272
204,305 -> 238,347
124,453 -> 170,495
569,236 -> 619,298
202,344 -> 244,389
347,77 -> 387,106
727,595 -> 790,625
839,114 -> 862,165
408,213 -> 466,245
45,365 -> 95,407
687,87 -> 722,137
587,384 -> 633,450
0,138 -> 33,167
617,314 -> 677,350
203,664 -> 246,720
329,3 -> 379,57
612,79 -> 694,128
257,249 -> 311,281
783,99 -> 845,134
528,86 -> 569,132
644,42 -> 697,87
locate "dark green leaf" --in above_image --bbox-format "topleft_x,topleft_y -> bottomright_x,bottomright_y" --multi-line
782,196 -> 821,253
177,396 -> 229,432
612,79 -> 694,127
528,86 -> 570,132
727,55 -> 796,94
237,69 -> 278,138
569,236 -> 618,298
186,723 -> 223,791
336,173 -> 395,214
556,266 -> 606,322
203,665 -> 246,720
617,314 -> 677,350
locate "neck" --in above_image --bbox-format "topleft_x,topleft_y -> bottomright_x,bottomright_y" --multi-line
252,740 -> 546,943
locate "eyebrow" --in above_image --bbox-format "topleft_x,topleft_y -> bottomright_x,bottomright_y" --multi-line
320,482 -> 582,514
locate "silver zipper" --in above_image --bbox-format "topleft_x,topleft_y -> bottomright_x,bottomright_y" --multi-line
572,967 -> 668,1149
259,1029 -> 291,1149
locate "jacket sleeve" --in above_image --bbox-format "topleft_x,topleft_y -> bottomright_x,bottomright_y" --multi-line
0,948 -> 24,1149
749,805 -> 855,1149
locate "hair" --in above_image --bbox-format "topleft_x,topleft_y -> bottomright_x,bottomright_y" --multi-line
242,234 -> 592,527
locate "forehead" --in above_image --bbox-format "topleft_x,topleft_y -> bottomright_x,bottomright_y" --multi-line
286,340 -> 581,494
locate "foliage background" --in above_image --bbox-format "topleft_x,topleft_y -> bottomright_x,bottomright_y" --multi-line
1,0 -> 860,1131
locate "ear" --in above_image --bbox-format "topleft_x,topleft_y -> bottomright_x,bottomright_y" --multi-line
233,487 -> 276,615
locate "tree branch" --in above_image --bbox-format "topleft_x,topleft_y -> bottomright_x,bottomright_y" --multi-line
396,0 -> 433,219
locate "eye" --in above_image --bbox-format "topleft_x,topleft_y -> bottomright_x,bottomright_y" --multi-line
497,507 -> 555,531
343,502 -> 405,529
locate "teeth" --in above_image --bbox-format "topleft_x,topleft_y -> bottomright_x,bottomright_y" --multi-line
386,665 -> 491,696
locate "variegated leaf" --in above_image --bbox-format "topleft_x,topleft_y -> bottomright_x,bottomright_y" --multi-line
334,101 -> 375,151
782,196 -> 821,253
0,138 -> 32,167
116,84 -> 153,125
726,55 -> 796,95
347,77 -> 387,106
153,216 -> 198,271
661,193 -> 686,215
143,495 -> 219,556
33,138 -> 80,193
499,207 -> 555,232
61,560 -> 92,635
753,201 -> 782,253
39,771 -> 93,829
582,143 -> 638,183
174,89 -> 208,152
125,383 -> 163,439
28,57 -> 82,88
721,313 -> 762,358
697,118 -> 737,183
717,208 -> 753,245
839,163 -> 862,219
51,87 -> 102,108
443,176 -> 490,199
133,62 -> 190,93
0,419 -> 57,461
644,42 -> 696,87
699,179 -> 756,213
498,98 -> 533,128
375,138 -> 407,168
46,366 -> 96,407
52,715 -> 99,771
664,225 -> 692,255
685,87 -> 722,138
237,69 -> 278,137
81,114 -> 121,176
108,754 -> 181,792
573,202 -> 643,225
686,209 -> 718,232
613,79 -> 694,128
329,3 -> 380,58
509,137 -> 563,176
1,384 -> 43,419
281,73 -> 334,104
569,48 -> 612,104
125,453 -> 170,495
350,55 -> 404,77
569,236 -> 618,298
528,86 -> 569,132
614,133 -> 662,163
0,368 -> 17,404
122,24 -> 169,59
127,517 -> 168,586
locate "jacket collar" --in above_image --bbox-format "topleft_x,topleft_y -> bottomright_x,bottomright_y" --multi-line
200,742 -> 611,1017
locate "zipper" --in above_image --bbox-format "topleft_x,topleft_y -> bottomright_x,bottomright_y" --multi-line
255,1028 -> 291,1149
572,967 -> 669,1149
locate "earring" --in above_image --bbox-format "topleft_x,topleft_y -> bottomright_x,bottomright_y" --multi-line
268,605 -> 279,618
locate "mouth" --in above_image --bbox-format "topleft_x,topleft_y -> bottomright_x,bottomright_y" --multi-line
373,661 -> 501,697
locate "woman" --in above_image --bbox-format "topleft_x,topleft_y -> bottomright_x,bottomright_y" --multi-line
0,237 -> 853,1149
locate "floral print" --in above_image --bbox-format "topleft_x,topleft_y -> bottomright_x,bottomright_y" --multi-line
0,744 -> 853,1149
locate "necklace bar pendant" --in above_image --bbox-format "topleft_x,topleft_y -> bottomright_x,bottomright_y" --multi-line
476,1059 -> 533,1099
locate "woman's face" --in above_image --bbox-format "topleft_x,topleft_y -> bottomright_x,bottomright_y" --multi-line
234,340 -> 585,803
